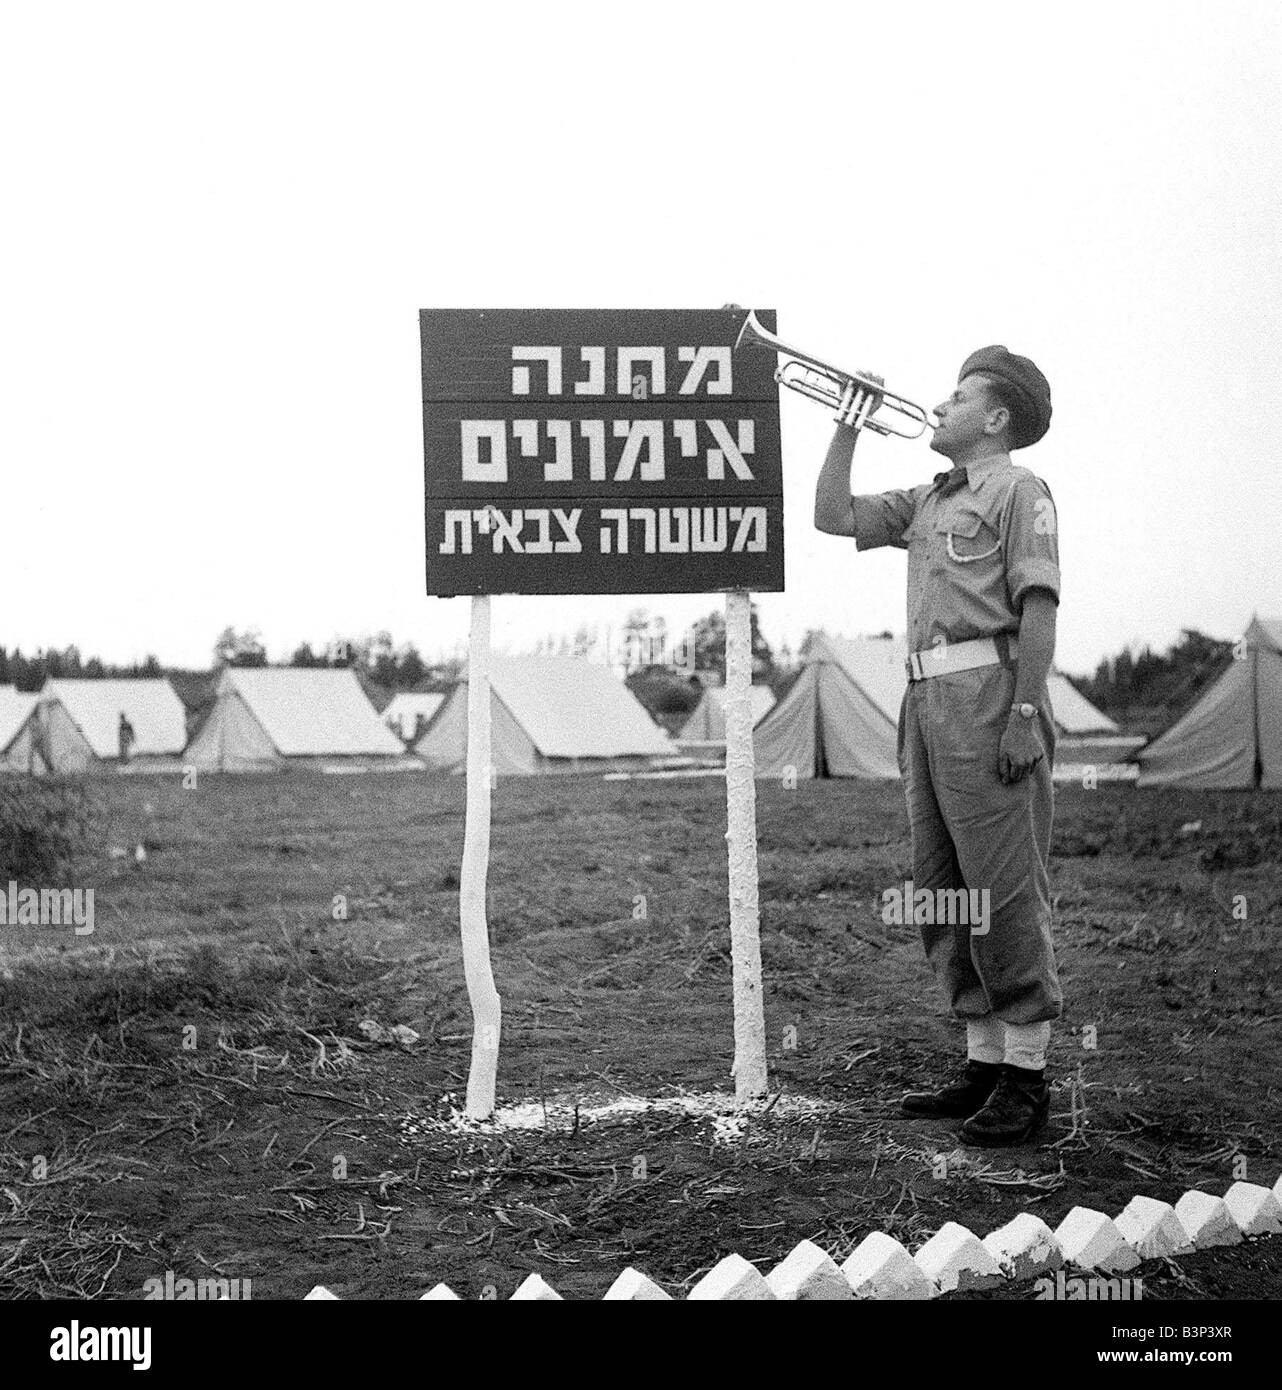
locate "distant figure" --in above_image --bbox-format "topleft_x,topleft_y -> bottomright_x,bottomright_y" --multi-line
118,712 -> 136,763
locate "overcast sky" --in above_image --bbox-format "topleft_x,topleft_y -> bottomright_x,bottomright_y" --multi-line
3,1 -> 1278,679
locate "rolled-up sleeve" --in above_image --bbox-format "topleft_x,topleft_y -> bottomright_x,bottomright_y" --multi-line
1003,473 -> 1061,607
851,487 -> 920,551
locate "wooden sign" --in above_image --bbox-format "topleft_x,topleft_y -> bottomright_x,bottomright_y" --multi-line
420,309 -> 784,596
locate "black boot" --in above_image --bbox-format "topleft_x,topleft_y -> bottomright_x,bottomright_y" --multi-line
901,1059 -> 1003,1119
959,1064 -> 1051,1146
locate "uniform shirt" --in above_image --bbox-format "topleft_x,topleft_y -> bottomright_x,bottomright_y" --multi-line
850,450 -> 1060,653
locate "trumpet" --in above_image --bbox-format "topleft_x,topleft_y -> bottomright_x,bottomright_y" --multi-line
734,310 -> 933,439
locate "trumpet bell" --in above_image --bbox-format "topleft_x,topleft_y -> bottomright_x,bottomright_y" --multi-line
733,309 -> 931,440
734,309 -> 776,355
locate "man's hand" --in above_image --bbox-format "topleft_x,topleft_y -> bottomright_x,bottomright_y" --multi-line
834,371 -> 885,430
998,714 -> 1045,784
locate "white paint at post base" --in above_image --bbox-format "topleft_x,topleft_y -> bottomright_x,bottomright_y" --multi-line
1054,1207 -> 1141,1272
1174,1191 -> 1242,1249
687,1252 -> 775,1300
304,1285 -> 339,1299
420,1087 -> 840,1141
1222,1181 -> 1282,1236
914,1222 -> 1005,1293
1114,1195 -> 1194,1259
723,589 -> 767,1103
461,593 -> 501,1121
982,1213 -> 1063,1280
841,1232 -> 936,1300
421,1283 -> 461,1300
603,1268 -> 673,1301
510,1272 -> 563,1300
765,1239 -> 853,1300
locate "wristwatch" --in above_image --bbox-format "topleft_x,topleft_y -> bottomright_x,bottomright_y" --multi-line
1010,702 -> 1037,719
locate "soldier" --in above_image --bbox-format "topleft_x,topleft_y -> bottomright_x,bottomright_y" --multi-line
815,347 -> 1060,1146
118,712 -> 136,763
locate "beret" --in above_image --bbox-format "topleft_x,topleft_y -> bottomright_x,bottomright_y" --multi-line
959,345 -> 1051,448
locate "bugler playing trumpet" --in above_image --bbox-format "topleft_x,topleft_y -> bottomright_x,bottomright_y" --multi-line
742,302 -> 1063,1148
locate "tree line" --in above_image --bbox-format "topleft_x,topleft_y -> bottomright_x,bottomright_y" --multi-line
0,647 -> 163,692
211,627 -> 451,690
1075,628 -> 1235,733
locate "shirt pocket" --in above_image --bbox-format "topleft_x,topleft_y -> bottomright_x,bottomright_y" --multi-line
937,504 -> 1001,564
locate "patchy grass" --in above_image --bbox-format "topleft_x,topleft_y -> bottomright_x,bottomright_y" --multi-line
0,773 -> 1279,1298
0,776 -> 99,882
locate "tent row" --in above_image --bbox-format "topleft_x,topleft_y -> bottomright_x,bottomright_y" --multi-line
751,633 -> 1144,783
0,661 -> 680,777
4,622 -> 1273,785
750,623 -> 1282,789
414,656 -> 673,775
1,679 -> 189,775
0,670 -> 414,775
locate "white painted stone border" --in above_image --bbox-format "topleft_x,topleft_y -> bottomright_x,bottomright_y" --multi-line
302,1167 -> 1282,1300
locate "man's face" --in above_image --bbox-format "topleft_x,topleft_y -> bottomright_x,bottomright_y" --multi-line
929,374 -> 1001,459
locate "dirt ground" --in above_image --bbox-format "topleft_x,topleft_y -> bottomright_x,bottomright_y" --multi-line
0,772 -> 1278,1299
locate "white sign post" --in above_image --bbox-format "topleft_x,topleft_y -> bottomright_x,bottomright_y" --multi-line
723,588 -> 767,1100
460,593 -> 501,1119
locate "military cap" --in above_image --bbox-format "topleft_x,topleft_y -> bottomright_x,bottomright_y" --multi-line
959,345 -> 1051,448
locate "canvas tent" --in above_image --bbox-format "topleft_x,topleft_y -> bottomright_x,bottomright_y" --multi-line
0,687 -> 44,773
753,633 -> 905,779
1137,616 -> 1282,789
383,692 -> 445,743
753,632 -> 1131,780
677,683 -> 776,746
29,679 -> 188,773
185,667 -> 412,771
1045,677 -> 1145,780
415,654 -> 674,775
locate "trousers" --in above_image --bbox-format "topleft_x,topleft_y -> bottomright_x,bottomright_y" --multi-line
896,662 -> 1061,1025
